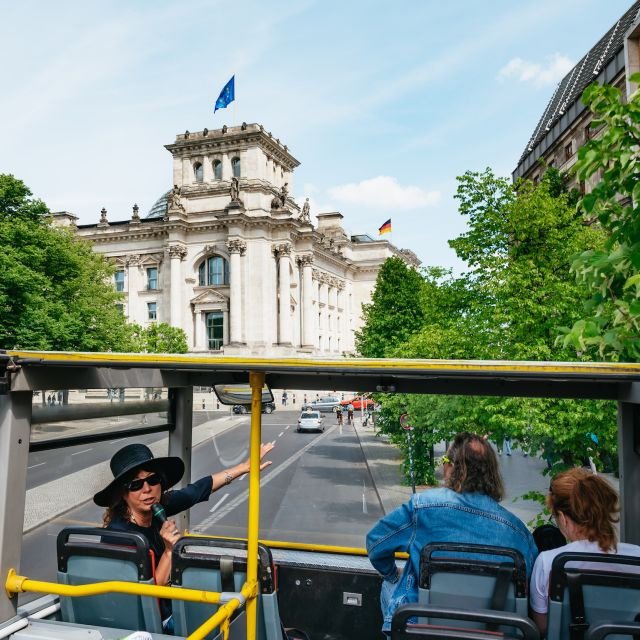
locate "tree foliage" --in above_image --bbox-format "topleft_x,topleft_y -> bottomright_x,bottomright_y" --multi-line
364,169 -> 616,486
127,322 -> 188,354
355,256 -> 425,357
0,175 -> 132,351
561,74 -> 640,360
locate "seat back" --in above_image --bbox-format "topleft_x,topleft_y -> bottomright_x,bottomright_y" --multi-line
547,552 -> 640,640
171,537 -> 280,640
419,542 -> 528,625
56,527 -> 162,633
585,621 -> 640,640
391,604 -> 540,640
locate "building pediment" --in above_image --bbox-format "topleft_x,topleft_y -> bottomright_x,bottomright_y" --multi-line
191,289 -> 228,305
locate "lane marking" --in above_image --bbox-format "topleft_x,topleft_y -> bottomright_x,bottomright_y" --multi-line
209,493 -> 229,513
110,438 -> 127,444
278,431 -> 284,438
238,473 -> 247,482
71,448 -> 94,456
197,425 -> 337,530
28,462 -> 46,470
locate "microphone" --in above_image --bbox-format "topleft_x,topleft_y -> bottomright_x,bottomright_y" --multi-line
151,503 -> 166,523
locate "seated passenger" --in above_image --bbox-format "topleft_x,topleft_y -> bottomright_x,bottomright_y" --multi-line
93,442 -> 274,632
366,431 -> 537,635
529,467 -> 640,636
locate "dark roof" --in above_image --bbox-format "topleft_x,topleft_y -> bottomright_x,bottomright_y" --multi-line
514,1 -> 640,178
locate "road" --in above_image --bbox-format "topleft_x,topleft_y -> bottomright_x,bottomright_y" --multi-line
19,410 -> 383,603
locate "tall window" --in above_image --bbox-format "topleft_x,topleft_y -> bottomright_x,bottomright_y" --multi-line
213,160 -> 222,180
147,302 -> 157,321
147,267 -> 158,290
231,156 -> 241,178
198,256 -> 229,286
114,270 -> 125,292
194,162 -> 203,183
206,312 -> 224,350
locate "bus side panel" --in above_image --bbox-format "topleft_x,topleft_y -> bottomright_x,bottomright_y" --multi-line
276,565 -> 385,640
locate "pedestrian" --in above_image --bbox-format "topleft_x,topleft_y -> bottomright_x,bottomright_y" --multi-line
347,403 -> 354,425
94,441 -> 275,633
281,391 -> 288,406
503,436 -> 512,456
366,432 -> 537,635
57,390 -> 63,405
303,394 -> 308,405
529,468 -> 640,636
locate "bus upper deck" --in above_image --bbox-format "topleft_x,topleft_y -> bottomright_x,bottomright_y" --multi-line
1,351 -> 639,640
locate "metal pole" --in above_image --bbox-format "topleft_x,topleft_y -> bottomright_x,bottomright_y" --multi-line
246,371 -> 264,640
168,388 -> 193,532
617,401 -> 640,544
407,430 -> 416,494
0,392 -> 31,622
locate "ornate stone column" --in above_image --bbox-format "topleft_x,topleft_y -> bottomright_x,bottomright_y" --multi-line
125,254 -> 141,323
297,254 -> 314,349
226,239 -> 247,345
275,243 -> 292,345
168,244 -> 187,328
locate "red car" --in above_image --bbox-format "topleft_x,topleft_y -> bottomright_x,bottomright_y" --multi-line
340,397 -> 375,411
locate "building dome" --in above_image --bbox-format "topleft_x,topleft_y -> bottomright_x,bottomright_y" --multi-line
146,190 -> 170,218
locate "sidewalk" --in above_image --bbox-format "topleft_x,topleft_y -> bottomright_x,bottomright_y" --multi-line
353,420 -> 566,526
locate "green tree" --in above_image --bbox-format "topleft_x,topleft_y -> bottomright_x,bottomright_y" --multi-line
355,256 -> 425,357
561,74 -> 640,360
127,322 -> 188,353
0,175 -> 131,351
370,169 -> 616,485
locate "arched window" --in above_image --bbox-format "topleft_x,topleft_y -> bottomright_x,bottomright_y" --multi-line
198,256 -> 229,286
213,160 -> 222,180
231,156 -> 241,178
194,162 -> 203,183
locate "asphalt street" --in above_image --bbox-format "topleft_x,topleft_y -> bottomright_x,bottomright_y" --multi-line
18,410 -> 382,604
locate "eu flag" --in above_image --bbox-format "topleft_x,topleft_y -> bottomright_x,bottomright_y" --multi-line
214,76 -> 235,113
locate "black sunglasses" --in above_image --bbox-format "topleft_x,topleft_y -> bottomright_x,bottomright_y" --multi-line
124,473 -> 162,492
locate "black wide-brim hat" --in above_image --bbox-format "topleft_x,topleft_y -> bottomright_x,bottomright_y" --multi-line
93,443 -> 185,507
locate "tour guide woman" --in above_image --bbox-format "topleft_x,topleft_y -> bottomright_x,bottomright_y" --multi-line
93,441 -> 275,630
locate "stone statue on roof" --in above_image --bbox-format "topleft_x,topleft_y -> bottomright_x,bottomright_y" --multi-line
271,183 -> 289,210
167,184 -> 186,212
230,177 -> 240,202
300,197 -> 311,222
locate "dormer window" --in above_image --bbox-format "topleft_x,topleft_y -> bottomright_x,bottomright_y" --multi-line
231,157 -> 241,178
194,162 -> 203,183
213,160 -> 222,180
198,255 -> 230,286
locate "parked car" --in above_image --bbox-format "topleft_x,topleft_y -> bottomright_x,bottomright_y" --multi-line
308,396 -> 341,413
340,397 -> 376,411
233,402 -> 275,415
297,410 -> 324,433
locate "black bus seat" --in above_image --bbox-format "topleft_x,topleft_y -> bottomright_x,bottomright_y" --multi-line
585,621 -> 640,640
170,537 -> 280,640
56,527 -> 163,633
391,604 -> 540,640
419,542 -> 528,628
546,552 -> 640,640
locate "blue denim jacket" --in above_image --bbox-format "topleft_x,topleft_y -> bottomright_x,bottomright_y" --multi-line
366,488 -> 538,633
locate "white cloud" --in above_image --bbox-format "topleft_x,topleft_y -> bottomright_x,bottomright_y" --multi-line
328,176 -> 440,210
497,53 -> 574,88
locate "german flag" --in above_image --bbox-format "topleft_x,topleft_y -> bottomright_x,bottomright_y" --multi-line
378,219 -> 392,235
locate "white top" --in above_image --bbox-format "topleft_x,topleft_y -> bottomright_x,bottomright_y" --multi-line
530,539 -> 640,614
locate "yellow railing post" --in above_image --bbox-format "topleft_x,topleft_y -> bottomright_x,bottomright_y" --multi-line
246,371 -> 264,640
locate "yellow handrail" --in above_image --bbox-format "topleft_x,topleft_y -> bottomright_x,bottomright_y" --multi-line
5,569 -> 257,640
5,568 -> 223,604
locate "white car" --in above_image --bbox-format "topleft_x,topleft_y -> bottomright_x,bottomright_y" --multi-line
297,410 -> 324,433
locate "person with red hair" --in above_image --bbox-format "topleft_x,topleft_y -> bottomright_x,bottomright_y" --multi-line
529,468 -> 640,636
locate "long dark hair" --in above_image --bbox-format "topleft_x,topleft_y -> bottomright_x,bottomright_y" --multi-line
445,432 -> 505,501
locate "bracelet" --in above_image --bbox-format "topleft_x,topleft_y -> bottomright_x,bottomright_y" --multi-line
223,472 -> 233,486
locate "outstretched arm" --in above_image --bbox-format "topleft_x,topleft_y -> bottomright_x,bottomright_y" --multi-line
210,441 -> 275,492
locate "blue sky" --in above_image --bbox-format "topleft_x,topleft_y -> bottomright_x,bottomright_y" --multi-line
0,0 -> 634,271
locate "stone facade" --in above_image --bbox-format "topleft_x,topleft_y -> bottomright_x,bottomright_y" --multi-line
63,123 -> 420,357
513,2 -> 640,188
